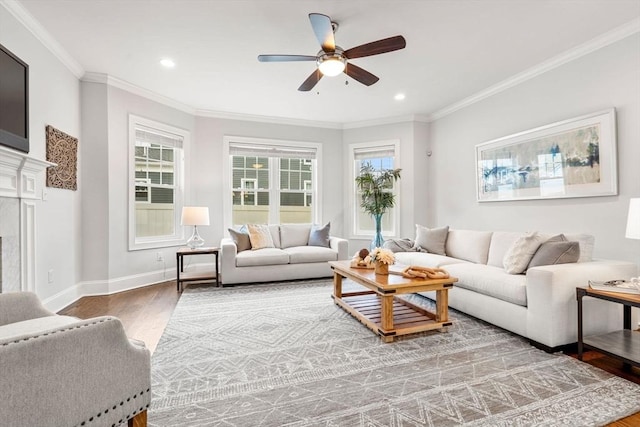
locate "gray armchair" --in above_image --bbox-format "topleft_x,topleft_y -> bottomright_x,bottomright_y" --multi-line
0,292 -> 150,426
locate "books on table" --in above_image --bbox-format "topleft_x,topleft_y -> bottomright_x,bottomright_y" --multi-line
588,280 -> 640,295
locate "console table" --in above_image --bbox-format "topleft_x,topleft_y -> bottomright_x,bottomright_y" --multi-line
176,247 -> 219,292
577,286 -> 640,369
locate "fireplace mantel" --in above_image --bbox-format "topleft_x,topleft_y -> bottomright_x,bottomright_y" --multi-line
0,145 -> 55,293
0,145 -> 56,199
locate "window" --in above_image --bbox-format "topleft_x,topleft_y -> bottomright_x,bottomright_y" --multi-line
350,141 -> 400,239
128,115 -> 188,250
224,137 -> 321,227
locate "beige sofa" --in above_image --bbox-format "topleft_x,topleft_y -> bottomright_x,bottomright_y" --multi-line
0,292 -> 151,426
221,223 -> 349,285
392,228 -> 638,350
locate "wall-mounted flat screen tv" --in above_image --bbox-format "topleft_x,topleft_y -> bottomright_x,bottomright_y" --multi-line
0,43 -> 29,153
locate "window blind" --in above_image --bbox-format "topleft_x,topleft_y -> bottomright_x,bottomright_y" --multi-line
229,142 -> 316,159
353,145 -> 395,160
135,127 -> 183,148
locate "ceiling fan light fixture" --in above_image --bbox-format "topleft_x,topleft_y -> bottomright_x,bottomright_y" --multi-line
317,54 -> 346,77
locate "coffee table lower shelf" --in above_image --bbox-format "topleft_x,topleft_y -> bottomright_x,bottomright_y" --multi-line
334,291 -> 452,342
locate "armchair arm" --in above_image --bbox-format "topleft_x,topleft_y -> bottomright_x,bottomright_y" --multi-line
0,316 -> 151,427
0,291 -> 54,327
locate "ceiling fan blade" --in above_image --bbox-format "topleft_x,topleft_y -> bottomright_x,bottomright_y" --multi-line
344,63 -> 379,86
309,13 -> 335,52
298,69 -> 323,91
258,54 -> 316,62
344,35 -> 406,59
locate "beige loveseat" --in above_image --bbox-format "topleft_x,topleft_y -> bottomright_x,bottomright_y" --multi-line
391,228 -> 638,350
221,223 -> 349,285
0,292 -> 151,426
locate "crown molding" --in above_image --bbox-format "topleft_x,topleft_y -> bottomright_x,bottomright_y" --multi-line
428,17 -> 640,122
1,0 -> 84,78
195,108 -> 343,129
82,72 -> 197,114
342,114 -> 429,130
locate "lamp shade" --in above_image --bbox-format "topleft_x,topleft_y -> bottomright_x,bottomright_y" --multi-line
626,198 -> 640,239
181,207 -> 210,226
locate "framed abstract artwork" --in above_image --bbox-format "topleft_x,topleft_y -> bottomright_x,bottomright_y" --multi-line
475,109 -> 617,202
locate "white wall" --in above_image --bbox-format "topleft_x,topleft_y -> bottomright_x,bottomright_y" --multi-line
0,6 -> 81,302
428,34 -> 640,263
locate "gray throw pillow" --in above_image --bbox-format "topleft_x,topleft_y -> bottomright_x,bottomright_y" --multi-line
528,234 -> 580,268
228,227 -> 251,252
413,225 -> 449,255
308,222 -> 330,247
383,238 -> 416,253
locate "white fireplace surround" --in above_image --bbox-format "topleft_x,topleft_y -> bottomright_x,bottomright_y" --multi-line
0,145 -> 55,293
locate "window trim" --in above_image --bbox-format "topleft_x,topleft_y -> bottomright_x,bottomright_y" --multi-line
348,139 -> 401,240
128,114 -> 189,251
223,135 -> 322,228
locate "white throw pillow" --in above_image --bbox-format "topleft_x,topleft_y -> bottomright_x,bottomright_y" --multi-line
280,224 -> 311,248
503,231 -> 545,274
247,224 -> 275,250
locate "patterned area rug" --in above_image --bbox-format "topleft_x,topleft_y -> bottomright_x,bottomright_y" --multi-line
149,280 -> 640,426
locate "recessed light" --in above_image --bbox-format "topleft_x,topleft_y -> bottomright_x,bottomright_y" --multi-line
160,58 -> 175,68
394,93 -> 406,101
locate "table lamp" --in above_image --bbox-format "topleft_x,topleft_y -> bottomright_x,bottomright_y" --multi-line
181,206 -> 210,249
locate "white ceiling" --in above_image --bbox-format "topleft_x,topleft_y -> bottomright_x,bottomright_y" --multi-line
13,0 -> 640,126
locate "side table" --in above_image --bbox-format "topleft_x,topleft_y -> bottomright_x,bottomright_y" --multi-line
176,247 -> 219,292
576,286 -> 640,370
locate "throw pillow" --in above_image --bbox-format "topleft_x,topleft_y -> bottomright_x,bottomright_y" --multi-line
503,231 -> 545,274
228,227 -> 251,252
528,234 -> 580,268
308,222 -> 331,247
247,224 -> 275,250
413,225 -> 449,255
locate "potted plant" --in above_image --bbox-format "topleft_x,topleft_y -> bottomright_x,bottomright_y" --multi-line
355,162 -> 401,249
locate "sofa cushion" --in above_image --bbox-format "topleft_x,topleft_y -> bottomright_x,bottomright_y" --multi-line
308,222 -> 331,247
528,234 -> 580,268
280,224 -> 311,248
445,263 -> 528,307
269,224 -> 281,249
284,246 -> 338,263
503,231 -> 545,274
414,225 -> 449,255
487,232 -> 523,267
236,248 -> 289,267
445,229 -> 493,264
247,224 -> 275,250
228,227 -> 251,252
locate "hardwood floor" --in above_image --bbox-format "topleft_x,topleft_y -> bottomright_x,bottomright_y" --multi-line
58,281 -> 640,425
58,281 -> 180,353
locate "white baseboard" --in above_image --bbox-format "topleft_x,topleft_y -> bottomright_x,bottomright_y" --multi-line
42,270 -> 175,313
43,262 -> 216,312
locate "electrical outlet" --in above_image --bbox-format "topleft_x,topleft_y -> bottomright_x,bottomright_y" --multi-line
48,269 -> 54,283
156,252 -> 164,262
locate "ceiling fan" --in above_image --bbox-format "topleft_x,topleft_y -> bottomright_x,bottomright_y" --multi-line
258,13 -> 406,91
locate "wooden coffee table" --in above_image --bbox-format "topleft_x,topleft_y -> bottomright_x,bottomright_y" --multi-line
329,260 -> 457,343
